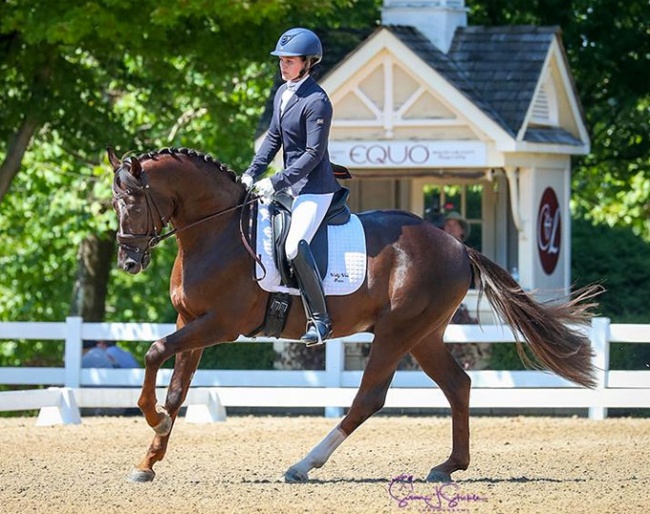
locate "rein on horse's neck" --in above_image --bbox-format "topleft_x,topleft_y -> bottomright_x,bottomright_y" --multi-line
134,151 -> 242,243
155,193 -> 256,246
133,151 -> 263,272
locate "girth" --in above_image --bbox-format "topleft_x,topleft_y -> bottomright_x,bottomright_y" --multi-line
271,187 -> 351,288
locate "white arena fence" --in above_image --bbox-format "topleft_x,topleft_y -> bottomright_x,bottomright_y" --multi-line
0,317 -> 648,425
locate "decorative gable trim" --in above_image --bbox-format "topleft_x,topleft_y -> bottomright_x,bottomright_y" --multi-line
518,36 -> 590,152
328,51 -> 463,138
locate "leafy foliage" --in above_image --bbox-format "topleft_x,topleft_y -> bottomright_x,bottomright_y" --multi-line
0,0 -> 383,371
571,218 -> 650,323
198,343 -> 277,370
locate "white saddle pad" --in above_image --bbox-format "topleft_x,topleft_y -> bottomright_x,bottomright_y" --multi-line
255,202 -> 366,296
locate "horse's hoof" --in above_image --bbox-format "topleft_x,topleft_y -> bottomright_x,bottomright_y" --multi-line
153,405 -> 172,436
284,466 -> 309,483
128,468 -> 155,483
426,469 -> 453,482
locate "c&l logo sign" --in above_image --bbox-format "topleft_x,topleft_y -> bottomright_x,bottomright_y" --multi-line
537,187 -> 561,275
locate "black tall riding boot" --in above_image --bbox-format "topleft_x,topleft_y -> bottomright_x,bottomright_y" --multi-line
291,239 -> 332,345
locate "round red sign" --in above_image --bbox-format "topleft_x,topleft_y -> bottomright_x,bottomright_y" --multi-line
537,187 -> 561,275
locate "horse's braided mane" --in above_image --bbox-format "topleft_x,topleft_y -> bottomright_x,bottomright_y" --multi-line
136,147 -> 239,182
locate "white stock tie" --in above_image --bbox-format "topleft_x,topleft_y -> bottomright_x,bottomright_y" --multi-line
280,82 -> 298,115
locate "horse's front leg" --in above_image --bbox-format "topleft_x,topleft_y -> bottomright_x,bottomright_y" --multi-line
137,314 -> 216,430
130,347 -> 203,482
136,337 -> 174,432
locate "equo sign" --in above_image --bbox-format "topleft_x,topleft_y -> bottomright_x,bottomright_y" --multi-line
350,143 -> 430,165
537,187 -> 562,275
328,141 -> 487,168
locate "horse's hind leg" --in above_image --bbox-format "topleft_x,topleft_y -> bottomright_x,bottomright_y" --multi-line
410,331 -> 471,482
129,348 -> 203,482
285,329 -> 412,483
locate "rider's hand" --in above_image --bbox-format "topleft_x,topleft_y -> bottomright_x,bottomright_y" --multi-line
241,174 -> 254,190
254,178 -> 275,201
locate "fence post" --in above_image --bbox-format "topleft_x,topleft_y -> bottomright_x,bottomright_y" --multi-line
324,338 -> 345,418
64,316 -> 83,388
589,317 -> 610,420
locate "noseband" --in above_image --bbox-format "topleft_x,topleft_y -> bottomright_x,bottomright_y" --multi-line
113,159 -> 263,271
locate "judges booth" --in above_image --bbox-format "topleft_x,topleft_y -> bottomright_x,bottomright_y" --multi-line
257,1 -> 590,324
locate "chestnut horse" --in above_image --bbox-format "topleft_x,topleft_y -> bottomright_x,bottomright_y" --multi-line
108,147 -> 599,484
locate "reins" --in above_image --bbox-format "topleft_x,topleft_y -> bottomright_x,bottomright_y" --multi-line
148,194 -> 258,247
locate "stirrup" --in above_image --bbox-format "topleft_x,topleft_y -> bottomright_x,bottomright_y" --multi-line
301,319 -> 332,347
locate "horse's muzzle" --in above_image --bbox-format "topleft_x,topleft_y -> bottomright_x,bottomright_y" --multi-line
119,249 -> 151,274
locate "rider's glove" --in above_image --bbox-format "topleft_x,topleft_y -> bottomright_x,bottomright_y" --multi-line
241,174 -> 254,190
253,178 -> 275,201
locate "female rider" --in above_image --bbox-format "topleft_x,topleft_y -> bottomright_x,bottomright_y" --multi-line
241,27 -> 341,345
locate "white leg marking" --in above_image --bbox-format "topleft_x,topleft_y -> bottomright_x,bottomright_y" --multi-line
291,425 -> 347,476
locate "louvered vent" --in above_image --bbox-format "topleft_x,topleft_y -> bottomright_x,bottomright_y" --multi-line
530,75 -> 558,126
532,88 -> 550,121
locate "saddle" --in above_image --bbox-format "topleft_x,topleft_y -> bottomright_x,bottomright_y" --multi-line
249,187 -> 352,338
270,187 -> 351,288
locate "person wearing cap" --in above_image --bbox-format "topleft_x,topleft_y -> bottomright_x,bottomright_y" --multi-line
81,340 -> 116,369
443,211 -> 470,243
443,210 -> 475,290
241,28 -> 341,345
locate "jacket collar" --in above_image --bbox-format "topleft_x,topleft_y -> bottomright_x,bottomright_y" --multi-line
280,76 -> 315,118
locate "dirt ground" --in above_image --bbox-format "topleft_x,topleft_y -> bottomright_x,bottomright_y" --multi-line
0,414 -> 648,514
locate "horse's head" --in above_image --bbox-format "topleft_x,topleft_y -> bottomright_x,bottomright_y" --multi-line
109,146 -> 250,274
108,148 -> 171,274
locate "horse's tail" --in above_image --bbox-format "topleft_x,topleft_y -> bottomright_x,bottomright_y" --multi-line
466,246 -> 602,389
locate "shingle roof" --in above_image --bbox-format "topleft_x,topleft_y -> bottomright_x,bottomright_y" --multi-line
447,25 -> 560,137
524,127 -> 583,146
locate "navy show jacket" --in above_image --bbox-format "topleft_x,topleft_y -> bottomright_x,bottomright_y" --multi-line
244,76 -> 341,195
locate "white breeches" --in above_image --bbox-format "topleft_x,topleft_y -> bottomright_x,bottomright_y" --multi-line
285,193 -> 334,261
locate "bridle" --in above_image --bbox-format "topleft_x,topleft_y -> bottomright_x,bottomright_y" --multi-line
113,159 -> 264,275
113,166 -> 168,259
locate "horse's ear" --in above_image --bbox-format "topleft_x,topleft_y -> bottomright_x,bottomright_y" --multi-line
129,157 -> 142,178
107,147 -> 121,171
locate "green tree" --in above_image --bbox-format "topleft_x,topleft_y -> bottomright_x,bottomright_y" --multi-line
1,0 -> 368,202
0,0 -> 382,371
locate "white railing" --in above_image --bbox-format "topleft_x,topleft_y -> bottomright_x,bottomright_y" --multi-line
0,317 -> 649,425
